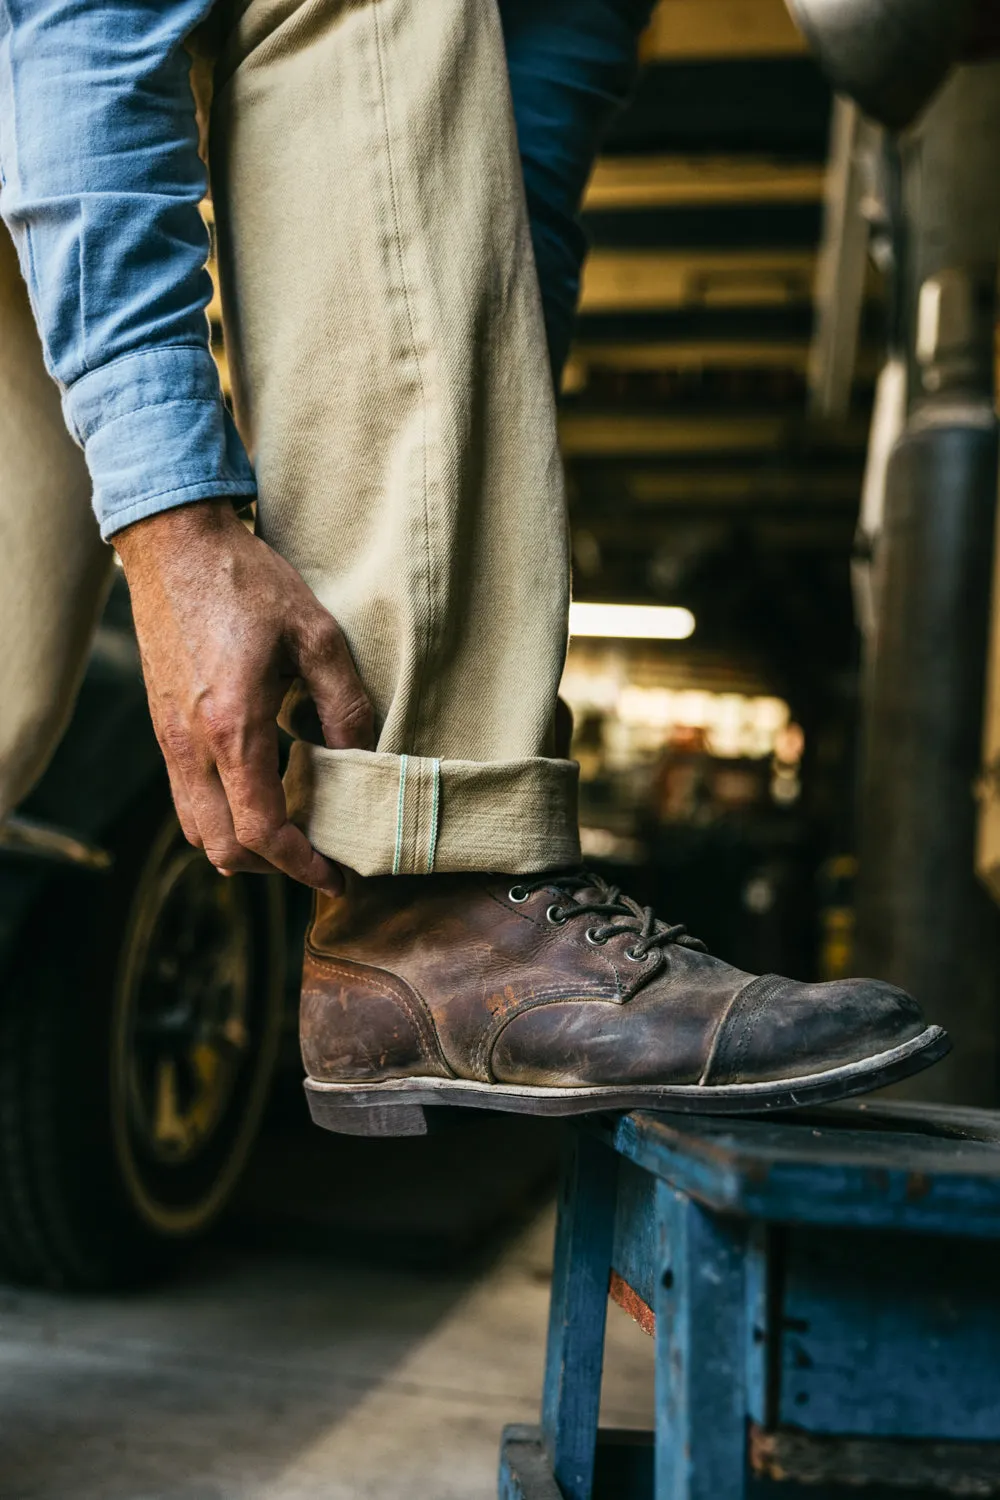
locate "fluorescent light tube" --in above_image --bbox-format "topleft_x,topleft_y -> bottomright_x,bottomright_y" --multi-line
569,602 -> 695,640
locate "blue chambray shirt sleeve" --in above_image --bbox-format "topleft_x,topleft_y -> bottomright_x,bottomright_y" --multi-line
0,0 -> 257,539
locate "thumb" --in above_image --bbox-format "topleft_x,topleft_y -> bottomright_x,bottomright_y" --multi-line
293,614 -> 375,751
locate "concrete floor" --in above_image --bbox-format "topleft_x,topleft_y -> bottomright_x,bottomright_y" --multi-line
0,1208 -> 654,1499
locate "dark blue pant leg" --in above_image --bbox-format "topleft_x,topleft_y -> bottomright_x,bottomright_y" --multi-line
499,0 -> 657,385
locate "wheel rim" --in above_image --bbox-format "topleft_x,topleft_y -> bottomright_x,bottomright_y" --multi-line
110,815 -> 282,1236
124,846 -> 252,1167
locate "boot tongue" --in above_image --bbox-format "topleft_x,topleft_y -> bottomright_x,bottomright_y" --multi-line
571,882 -> 608,905
554,873 -> 614,908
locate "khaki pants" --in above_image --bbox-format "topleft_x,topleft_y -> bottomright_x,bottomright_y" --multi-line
0,227 -> 114,818
0,0 -> 580,877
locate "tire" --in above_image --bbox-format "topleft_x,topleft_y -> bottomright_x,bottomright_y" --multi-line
0,789 -> 284,1289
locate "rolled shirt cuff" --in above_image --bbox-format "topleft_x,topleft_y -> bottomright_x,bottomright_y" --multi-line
284,744 -> 582,877
61,345 -> 257,539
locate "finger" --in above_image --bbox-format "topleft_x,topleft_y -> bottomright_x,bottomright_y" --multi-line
153,709 -> 272,872
165,761 -> 205,852
200,782 -> 277,876
151,709 -> 212,853
156,738 -> 204,851
214,717 -> 345,894
293,615 -> 375,751
184,757 -> 278,877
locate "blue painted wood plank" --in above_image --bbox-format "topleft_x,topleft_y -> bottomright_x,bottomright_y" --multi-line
776,1227 -> 1000,1440
655,1184 -> 749,1500
744,1224 -> 772,1428
598,1104 -> 1000,1237
612,1158 -> 658,1310
541,1132 -> 619,1500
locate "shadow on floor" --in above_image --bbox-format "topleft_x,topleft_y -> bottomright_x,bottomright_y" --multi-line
0,1087 -> 653,1498
227,1075 -> 568,1270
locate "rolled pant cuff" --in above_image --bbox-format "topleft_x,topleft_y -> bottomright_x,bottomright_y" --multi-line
284,743 -> 581,877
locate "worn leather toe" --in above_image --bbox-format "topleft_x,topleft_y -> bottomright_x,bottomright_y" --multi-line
703,975 -> 926,1086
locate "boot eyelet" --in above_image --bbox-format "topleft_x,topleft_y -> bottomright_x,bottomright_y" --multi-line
508,885 -> 529,903
547,905 -> 568,925
625,947 -> 649,963
585,928 -> 608,946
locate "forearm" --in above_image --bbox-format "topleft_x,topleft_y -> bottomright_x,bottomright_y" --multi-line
0,0 -> 256,537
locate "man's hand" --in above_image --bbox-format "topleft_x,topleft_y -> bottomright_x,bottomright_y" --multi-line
115,499 -> 374,894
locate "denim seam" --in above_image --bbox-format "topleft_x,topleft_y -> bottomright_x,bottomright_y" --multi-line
426,757 -> 441,873
391,754 -> 409,876
370,3 -> 436,759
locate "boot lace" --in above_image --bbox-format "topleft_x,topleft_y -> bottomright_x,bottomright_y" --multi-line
508,870 -> 706,963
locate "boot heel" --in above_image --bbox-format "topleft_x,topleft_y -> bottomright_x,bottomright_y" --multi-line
305,1087 -> 429,1138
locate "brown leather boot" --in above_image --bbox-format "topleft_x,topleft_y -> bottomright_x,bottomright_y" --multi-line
300,871 -> 948,1136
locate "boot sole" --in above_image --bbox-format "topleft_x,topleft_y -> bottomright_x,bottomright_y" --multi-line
304,1024 -> 950,1136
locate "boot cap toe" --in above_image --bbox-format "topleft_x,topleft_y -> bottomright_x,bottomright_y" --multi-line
705,974 -> 927,1087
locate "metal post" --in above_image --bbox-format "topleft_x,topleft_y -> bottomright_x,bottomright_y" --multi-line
855,62 -> 1000,1105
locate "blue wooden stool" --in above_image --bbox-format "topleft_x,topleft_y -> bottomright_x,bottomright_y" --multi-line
498,1102 -> 1000,1500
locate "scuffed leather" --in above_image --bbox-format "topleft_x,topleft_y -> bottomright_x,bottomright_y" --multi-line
301,874 -> 928,1089
301,949 -> 452,1083
703,973 -> 925,1085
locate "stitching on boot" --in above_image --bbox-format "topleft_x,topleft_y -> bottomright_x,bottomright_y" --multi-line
305,953 -> 454,1078
479,991 -> 621,1083
483,885 -> 556,929
702,973 -> 787,1086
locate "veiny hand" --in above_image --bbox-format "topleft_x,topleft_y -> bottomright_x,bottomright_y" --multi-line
115,499 -> 374,893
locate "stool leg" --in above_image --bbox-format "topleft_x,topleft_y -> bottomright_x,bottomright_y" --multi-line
541,1131 -> 619,1500
655,1186 -> 748,1500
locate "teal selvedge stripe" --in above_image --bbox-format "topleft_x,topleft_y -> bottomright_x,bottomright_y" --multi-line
392,754 -> 409,875
426,758 -> 442,873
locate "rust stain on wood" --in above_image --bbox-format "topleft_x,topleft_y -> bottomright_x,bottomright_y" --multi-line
609,1271 -> 655,1336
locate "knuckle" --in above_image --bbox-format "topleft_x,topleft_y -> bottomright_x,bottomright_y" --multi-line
232,814 -> 282,854
339,692 -> 375,736
309,614 -> 345,654
159,720 -> 197,765
197,701 -> 238,753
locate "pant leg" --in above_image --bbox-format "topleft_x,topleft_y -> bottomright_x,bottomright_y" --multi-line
208,0 -> 579,877
0,227 -> 113,820
501,0 -> 656,384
